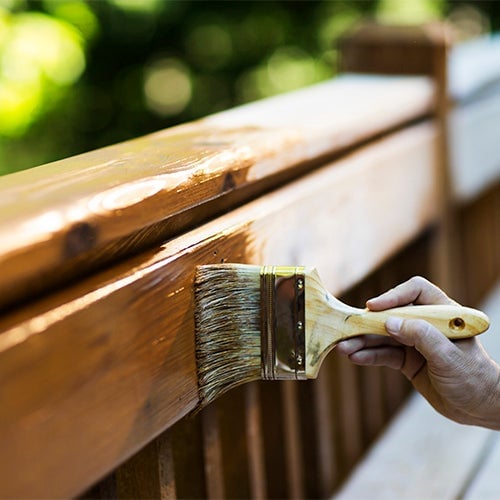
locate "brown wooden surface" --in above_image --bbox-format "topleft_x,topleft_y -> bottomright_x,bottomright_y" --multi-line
458,183 -> 500,306
245,383 -> 267,499
339,21 -> 450,77
0,122 -> 439,498
0,75 -> 434,311
201,405 -> 225,499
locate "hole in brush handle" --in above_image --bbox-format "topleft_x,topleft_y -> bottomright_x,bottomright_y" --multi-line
449,317 -> 465,331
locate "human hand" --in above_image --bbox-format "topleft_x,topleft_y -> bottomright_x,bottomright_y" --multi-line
336,276 -> 500,430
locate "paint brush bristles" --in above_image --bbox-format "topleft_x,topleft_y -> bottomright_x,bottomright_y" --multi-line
194,264 -> 262,406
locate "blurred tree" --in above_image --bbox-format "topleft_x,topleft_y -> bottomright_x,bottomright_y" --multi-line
0,0 -> 499,175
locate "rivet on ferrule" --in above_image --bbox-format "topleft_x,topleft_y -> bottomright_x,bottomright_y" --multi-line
260,266 -> 306,381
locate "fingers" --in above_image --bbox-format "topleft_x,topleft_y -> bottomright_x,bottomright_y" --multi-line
336,335 -> 400,355
386,316 -> 458,368
366,276 -> 456,310
349,346 -> 407,370
336,335 -> 410,371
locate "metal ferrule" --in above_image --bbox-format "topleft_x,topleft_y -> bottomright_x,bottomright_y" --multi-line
260,266 -> 306,380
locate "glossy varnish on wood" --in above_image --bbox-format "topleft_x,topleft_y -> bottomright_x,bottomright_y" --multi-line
0,76 -> 434,310
0,123 -> 439,498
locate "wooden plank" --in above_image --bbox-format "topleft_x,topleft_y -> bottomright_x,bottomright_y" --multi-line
0,123 -> 439,498
463,433 -> 500,500
460,188 -> 499,305
157,433 -> 177,499
112,430 -> 176,499
0,75 -> 434,310
360,367 -> 385,443
260,381 -> 288,499
337,357 -> 363,471
114,440 -> 164,499
339,22 -> 449,77
170,414 -> 206,499
312,368 -> 337,496
281,381 -> 305,499
217,389 -> 252,498
202,405 -> 225,499
339,20 -> 458,295
245,383 -> 267,499
334,392 -> 493,500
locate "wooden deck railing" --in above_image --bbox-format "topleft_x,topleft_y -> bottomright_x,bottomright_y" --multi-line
1,21 -> 499,499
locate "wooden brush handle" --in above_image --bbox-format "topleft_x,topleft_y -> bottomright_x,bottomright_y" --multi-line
303,268 -> 490,379
344,304 -> 490,340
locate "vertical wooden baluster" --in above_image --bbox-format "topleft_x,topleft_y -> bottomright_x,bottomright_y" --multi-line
158,432 -> 177,499
260,381 -> 287,499
360,366 -> 385,443
377,243 -> 422,416
115,441 -> 156,499
376,258 -> 406,415
461,196 -> 493,305
358,277 -> 386,444
245,382 -> 267,499
337,356 -> 363,471
281,381 -> 305,499
114,434 -> 177,499
171,416 -> 206,499
313,362 -> 337,496
202,405 -> 225,499
217,388 -> 251,498
79,472 -> 117,499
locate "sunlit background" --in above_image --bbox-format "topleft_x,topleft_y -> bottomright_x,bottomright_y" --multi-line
0,0 -> 499,175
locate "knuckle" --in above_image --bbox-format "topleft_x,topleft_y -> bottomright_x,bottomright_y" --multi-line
409,275 -> 429,288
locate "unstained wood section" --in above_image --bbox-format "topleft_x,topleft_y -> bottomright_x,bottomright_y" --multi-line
334,392 -> 493,500
0,123 -> 438,498
449,92 -> 500,202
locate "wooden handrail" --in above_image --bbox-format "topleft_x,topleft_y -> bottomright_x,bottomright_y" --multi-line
0,76 -> 433,311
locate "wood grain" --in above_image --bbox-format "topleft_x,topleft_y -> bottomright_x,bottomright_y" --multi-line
0,123 -> 439,498
201,405 -> 225,499
0,75 -> 434,310
245,383 -> 267,499
339,21 -> 450,77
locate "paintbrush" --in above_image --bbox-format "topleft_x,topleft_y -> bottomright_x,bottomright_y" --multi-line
194,264 -> 490,406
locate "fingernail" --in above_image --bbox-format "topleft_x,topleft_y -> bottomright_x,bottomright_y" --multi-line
386,316 -> 403,334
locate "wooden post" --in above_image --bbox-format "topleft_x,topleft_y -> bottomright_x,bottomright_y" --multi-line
340,21 -> 457,295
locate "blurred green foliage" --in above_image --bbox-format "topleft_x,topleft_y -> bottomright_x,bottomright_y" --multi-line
0,0 -> 499,175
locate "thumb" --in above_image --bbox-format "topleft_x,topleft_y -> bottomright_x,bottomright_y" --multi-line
385,316 -> 457,367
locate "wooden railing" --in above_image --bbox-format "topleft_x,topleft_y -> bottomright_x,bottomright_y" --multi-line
1,22 -> 499,499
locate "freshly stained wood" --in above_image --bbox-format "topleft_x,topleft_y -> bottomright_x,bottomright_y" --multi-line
0,75 -> 433,309
0,123 -> 438,498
